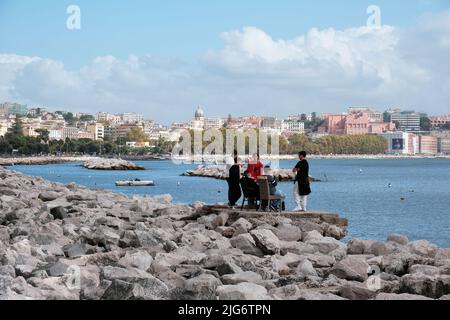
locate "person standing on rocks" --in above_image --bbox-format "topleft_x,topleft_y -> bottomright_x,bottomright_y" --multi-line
293,151 -> 311,212
226,150 -> 242,208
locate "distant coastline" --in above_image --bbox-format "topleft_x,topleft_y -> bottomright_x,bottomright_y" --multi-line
1,153 -> 450,166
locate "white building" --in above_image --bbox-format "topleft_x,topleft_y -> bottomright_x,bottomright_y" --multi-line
204,118 -> 224,130
191,106 -> 205,130
62,126 -> 80,140
87,123 -> 105,140
49,129 -> 63,141
96,112 -> 121,124
390,111 -> 421,132
121,113 -> 144,124
282,120 -> 305,133
381,132 -> 419,155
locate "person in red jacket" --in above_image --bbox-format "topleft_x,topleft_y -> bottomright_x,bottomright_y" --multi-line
247,153 -> 264,180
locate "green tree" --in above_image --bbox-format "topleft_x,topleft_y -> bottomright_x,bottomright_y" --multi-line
126,128 -> 149,142
79,115 -> 95,122
35,129 -> 50,143
63,112 -> 76,125
420,116 -> 431,131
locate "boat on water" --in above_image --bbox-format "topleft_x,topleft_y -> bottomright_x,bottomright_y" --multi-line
115,179 -> 155,187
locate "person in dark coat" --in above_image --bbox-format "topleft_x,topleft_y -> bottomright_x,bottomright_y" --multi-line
228,156 -> 242,207
293,151 -> 311,212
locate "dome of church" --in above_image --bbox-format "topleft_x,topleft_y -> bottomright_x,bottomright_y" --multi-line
195,106 -> 204,119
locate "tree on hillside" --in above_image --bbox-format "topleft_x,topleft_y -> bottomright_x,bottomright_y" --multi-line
79,115 -> 95,122
63,112 -> 76,125
8,117 -> 24,136
420,116 -> 431,131
35,129 -> 50,143
126,128 -> 149,142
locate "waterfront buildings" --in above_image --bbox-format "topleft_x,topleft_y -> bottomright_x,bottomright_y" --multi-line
319,109 -> 394,135
429,116 -> 450,129
62,126 -> 81,140
431,131 -> 450,154
419,136 -> 438,154
282,120 -> 305,134
104,124 -> 143,141
382,132 -> 441,155
390,111 -> 421,132
438,139 -> 450,154
381,132 -> 419,155
86,123 -> 105,140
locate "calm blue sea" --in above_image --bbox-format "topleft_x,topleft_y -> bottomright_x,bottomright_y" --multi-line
10,159 -> 450,247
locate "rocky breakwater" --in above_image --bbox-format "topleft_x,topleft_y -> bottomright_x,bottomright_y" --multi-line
0,167 -> 449,300
0,156 -> 92,167
182,165 -> 319,182
82,158 -> 145,171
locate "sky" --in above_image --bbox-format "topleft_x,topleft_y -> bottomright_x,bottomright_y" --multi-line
1,0 -> 450,124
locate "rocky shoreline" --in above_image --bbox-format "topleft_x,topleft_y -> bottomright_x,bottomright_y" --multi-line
0,167 -> 449,300
182,165 -> 319,182
0,156 -> 93,167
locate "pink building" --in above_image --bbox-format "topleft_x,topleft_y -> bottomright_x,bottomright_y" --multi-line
419,136 -> 438,154
429,116 -> 450,129
319,112 -> 395,135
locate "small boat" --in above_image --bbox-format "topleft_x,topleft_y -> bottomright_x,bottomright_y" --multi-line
115,179 -> 155,187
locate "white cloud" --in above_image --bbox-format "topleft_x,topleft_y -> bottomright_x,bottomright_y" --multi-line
1,10 -> 449,123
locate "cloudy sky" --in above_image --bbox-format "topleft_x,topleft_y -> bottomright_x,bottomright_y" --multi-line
0,0 -> 449,124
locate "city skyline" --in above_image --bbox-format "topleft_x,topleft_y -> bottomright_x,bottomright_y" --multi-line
1,1 -> 450,123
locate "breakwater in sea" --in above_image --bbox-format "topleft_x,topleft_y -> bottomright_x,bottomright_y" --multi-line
0,166 -> 449,300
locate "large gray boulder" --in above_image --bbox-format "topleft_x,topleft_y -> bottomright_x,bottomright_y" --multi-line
375,293 -> 433,300
118,250 -> 153,271
231,218 -> 253,236
387,234 -> 409,246
400,274 -> 450,299
296,259 -> 318,278
280,241 -> 317,256
101,280 -> 145,300
216,283 -> 270,300
347,239 -> 375,255
338,283 -> 377,300
407,240 -> 438,258
221,271 -> 262,285
329,255 -> 370,282
306,237 -> 346,255
369,241 -> 394,256
273,224 -> 302,242
409,264 -> 441,276
38,192 -> 60,202
184,274 -> 222,300
230,234 -> 264,257
249,229 -> 280,255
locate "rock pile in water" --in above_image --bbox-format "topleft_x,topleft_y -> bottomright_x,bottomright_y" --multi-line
82,158 -> 145,171
0,167 -> 449,300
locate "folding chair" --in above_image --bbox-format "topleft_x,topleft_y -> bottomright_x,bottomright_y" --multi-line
257,176 -> 283,212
